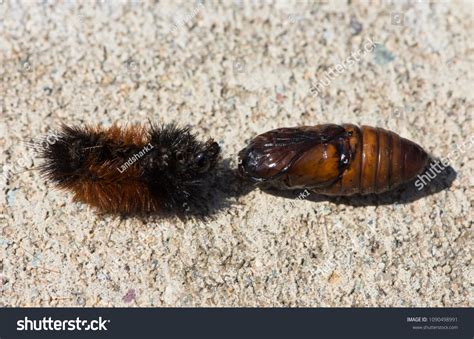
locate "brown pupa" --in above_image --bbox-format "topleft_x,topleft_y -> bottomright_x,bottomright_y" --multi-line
238,124 -> 429,195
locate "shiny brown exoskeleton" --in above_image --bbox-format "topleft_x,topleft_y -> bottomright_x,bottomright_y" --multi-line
238,124 -> 429,195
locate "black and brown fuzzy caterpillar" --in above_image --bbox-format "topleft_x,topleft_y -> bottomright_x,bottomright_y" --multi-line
38,123 -> 220,215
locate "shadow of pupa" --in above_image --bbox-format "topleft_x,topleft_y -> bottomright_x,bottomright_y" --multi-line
260,159 -> 457,207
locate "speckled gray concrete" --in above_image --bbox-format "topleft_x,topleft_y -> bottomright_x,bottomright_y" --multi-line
0,1 -> 472,307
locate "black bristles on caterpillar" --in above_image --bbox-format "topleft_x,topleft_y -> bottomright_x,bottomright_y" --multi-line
37,123 -> 220,216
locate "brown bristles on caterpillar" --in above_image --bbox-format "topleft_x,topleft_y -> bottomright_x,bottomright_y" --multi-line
37,123 -> 220,216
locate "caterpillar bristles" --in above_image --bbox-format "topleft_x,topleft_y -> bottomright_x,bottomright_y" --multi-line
36,123 -> 221,216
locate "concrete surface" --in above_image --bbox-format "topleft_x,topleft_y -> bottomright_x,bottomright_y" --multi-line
0,1 -> 472,307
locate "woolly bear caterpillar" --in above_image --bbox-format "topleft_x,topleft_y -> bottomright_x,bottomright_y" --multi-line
37,123 -> 220,215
